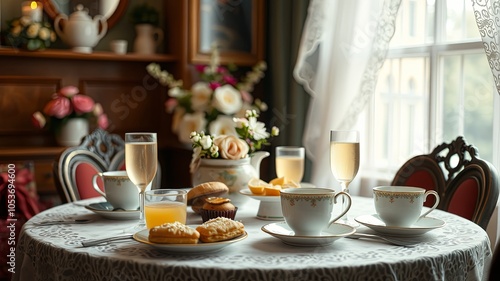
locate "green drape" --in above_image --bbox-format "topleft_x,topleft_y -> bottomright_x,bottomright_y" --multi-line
263,0 -> 311,182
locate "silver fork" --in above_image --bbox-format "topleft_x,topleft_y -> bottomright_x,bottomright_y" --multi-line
347,233 -> 421,247
81,234 -> 134,247
32,219 -> 94,226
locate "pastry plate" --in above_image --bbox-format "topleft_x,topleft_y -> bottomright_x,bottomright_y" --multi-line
261,221 -> 355,247
354,214 -> 446,236
240,189 -> 280,202
85,202 -> 139,220
133,229 -> 248,254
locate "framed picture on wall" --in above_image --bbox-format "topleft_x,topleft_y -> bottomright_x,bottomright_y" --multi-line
189,0 -> 265,66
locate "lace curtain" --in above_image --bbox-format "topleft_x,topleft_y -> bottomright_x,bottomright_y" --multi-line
472,0 -> 500,96
293,0 -> 401,188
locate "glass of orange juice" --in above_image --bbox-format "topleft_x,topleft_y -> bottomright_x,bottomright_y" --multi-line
144,189 -> 187,229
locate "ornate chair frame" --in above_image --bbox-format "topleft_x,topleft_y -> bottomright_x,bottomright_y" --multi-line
391,136 -> 499,230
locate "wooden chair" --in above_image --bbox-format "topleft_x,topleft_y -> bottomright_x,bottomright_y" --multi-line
54,129 -> 161,203
391,136 -> 499,230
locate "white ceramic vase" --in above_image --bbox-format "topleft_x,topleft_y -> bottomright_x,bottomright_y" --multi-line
133,24 -> 164,54
191,151 -> 269,206
56,118 -> 89,147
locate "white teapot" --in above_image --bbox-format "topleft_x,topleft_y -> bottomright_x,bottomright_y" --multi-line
55,4 -> 107,53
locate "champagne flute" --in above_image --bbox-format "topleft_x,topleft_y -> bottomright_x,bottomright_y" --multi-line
330,130 -> 360,226
275,146 -> 305,184
125,132 -> 158,231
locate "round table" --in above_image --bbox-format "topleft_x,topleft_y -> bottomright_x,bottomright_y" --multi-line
12,195 -> 492,281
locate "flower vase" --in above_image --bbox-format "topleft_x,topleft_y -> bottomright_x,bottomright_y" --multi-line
191,152 -> 269,207
56,118 -> 89,146
133,24 -> 164,54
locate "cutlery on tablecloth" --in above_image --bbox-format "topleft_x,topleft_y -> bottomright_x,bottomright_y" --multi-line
347,233 -> 420,247
81,234 -> 134,247
32,219 -> 94,226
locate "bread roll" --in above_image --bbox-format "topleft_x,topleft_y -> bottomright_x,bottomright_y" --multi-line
187,182 -> 229,213
149,221 -> 200,244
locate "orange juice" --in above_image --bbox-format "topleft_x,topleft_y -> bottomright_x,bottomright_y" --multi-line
145,201 -> 186,229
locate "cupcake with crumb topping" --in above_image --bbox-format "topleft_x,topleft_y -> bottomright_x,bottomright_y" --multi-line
200,197 -> 238,222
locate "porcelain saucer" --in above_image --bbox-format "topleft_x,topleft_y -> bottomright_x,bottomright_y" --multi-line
239,189 -> 283,220
354,214 -> 445,236
261,221 -> 355,247
133,229 -> 248,254
85,202 -> 139,220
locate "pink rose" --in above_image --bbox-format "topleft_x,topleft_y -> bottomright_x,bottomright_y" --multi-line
43,97 -> 71,118
165,98 -> 178,113
31,111 -> 46,128
223,75 -> 237,85
240,90 -> 253,103
98,114 -> 109,129
58,86 -> 79,97
213,135 -> 249,160
72,95 -> 95,114
195,65 -> 206,72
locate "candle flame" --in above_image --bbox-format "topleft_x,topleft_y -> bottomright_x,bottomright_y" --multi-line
30,1 -> 38,9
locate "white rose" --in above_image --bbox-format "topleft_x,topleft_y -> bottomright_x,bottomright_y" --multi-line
26,23 -> 40,38
39,27 -> 50,40
212,85 -> 242,115
213,135 -> 249,160
209,115 -> 237,136
199,135 -> 213,150
177,112 -> 206,144
190,82 -> 212,111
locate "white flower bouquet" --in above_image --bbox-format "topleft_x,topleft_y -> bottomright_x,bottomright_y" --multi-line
5,16 -> 57,51
146,46 -> 269,144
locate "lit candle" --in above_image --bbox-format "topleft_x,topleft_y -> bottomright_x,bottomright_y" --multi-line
22,1 -> 43,22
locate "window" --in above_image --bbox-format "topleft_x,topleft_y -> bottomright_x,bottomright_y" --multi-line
360,0 -> 498,186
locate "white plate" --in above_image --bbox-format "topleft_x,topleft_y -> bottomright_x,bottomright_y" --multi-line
85,202 -> 139,220
133,229 -> 248,254
261,221 -> 355,247
354,214 -> 446,236
239,189 -> 283,220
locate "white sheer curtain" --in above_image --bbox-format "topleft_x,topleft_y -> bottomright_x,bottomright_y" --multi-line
472,0 -> 500,96
294,0 -> 401,190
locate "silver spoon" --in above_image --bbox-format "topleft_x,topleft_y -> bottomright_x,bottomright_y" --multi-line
347,232 -> 421,247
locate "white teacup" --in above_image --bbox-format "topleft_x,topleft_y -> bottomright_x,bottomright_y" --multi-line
373,186 -> 440,227
92,171 -> 139,210
280,187 -> 352,236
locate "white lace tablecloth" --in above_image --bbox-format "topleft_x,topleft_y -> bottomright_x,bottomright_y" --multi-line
12,196 -> 492,281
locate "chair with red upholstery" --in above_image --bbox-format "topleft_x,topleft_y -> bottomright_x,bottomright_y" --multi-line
54,129 -> 161,203
53,129 -> 126,203
391,136 -> 499,230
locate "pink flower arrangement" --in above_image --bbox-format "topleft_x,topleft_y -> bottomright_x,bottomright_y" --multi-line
32,86 -> 109,132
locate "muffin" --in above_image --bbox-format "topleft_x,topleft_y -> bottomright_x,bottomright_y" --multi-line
199,197 -> 238,222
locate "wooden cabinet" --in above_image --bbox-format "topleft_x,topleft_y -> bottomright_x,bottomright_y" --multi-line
0,0 -> 265,203
0,1 -> 189,201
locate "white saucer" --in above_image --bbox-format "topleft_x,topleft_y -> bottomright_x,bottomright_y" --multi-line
261,221 -> 355,247
239,189 -> 283,220
133,229 -> 248,254
354,214 -> 445,236
85,202 -> 139,220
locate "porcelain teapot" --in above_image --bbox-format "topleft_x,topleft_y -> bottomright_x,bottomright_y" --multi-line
55,4 -> 107,53
191,151 -> 270,206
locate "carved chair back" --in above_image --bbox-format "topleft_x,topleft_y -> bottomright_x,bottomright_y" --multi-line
391,136 -> 499,230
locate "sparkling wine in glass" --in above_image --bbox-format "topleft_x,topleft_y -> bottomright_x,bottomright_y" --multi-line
330,130 -> 359,226
275,146 -> 305,184
125,132 -> 158,230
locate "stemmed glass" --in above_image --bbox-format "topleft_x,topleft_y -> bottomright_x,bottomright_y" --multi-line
125,132 -> 158,231
330,130 -> 360,227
